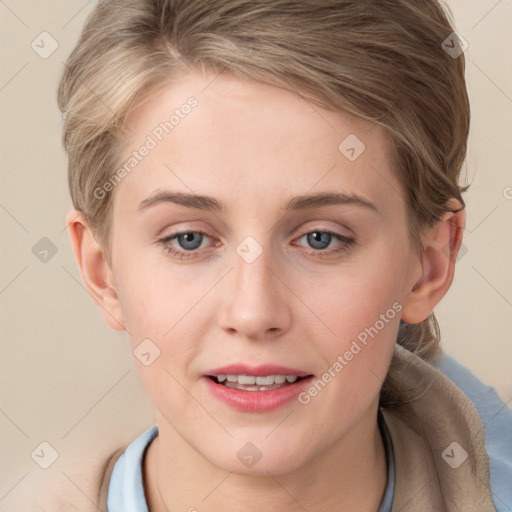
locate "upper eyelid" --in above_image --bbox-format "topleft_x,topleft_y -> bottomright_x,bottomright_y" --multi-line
161,226 -> 352,239
160,217 -> 354,237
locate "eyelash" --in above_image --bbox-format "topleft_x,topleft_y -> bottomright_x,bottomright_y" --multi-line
158,228 -> 356,260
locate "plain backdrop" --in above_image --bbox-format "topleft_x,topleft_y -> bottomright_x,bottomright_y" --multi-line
1,0 -> 511,508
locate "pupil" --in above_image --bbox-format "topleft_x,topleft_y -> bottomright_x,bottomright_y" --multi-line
308,231 -> 330,250
179,232 -> 202,250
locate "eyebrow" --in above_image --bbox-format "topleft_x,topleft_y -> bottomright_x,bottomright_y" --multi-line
138,191 -> 378,213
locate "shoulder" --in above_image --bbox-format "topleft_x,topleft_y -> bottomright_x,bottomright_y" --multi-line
381,345 -> 508,512
437,353 -> 512,512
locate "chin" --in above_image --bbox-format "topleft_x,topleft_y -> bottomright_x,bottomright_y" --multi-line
202,439 -> 310,477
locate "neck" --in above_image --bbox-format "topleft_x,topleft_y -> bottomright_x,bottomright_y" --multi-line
143,403 -> 387,512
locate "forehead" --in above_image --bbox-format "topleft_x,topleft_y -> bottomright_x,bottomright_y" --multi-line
116,69 -> 404,217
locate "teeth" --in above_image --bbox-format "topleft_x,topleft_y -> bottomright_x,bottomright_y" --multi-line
238,375 -> 256,385
217,374 -> 301,386
255,376 -> 274,385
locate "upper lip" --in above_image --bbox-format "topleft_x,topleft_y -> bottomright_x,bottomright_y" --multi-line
205,364 -> 312,377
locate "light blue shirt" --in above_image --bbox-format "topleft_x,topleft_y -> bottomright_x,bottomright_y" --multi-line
107,354 -> 512,511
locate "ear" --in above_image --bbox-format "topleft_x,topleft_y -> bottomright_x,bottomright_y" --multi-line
401,199 -> 466,324
66,209 -> 126,331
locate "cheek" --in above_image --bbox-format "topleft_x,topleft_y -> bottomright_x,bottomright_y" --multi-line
115,267 -> 205,417
311,255 -> 405,346
114,255 -> 194,339
114,258 -> 209,397
303,246 -> 406,395
298,288 -> 399,436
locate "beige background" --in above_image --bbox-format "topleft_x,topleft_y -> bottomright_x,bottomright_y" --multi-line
1,0 -> 511,508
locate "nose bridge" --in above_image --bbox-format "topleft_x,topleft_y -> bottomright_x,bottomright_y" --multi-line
232,233 -> 278,306
218,233 -> 290,338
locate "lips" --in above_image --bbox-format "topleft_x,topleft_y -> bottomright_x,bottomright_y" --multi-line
203,364 -> 314,412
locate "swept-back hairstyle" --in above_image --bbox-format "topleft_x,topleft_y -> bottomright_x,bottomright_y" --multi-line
57,0 -> 470,405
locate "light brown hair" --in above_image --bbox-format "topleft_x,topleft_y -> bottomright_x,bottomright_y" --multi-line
57,0 -> 470,405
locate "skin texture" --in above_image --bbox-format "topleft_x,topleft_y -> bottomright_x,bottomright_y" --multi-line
67,69 -> 466,511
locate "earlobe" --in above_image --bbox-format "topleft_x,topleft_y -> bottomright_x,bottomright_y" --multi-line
401,200 -> 466,324
66,209 -> 126,331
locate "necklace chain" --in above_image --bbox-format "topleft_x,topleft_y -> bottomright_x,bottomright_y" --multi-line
153,436 -> 172,512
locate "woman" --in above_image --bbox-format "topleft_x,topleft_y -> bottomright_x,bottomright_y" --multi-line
46,0 -> 511,510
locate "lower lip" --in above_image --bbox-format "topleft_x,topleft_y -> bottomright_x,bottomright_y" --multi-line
203,376 -> 315,412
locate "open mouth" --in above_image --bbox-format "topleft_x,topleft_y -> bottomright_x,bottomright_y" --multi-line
208,374 -> 311,392
204,369 -> 315,411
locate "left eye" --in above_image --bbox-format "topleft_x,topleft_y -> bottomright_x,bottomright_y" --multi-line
296,230 -> 347,251
159,230 -> 212,258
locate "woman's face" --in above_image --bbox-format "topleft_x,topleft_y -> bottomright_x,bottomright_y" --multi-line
107,69 -> 421,474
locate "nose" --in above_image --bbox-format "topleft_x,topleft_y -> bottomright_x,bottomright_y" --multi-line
217,241 -> 292,341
